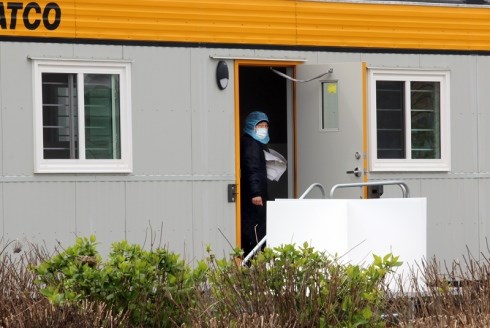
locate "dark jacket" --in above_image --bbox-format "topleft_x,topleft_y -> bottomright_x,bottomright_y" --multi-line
241,133 -> 268,201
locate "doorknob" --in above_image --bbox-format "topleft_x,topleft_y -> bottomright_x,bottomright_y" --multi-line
346,167 -> 362,177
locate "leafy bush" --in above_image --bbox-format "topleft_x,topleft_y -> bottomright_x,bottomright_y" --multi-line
10,236 -> 490,327
33,237 -> 401,327
0,239 -> 128,328
34,236 -> 207,327
188,243 -> 402,327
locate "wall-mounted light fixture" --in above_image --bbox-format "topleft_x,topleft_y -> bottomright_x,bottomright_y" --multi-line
216,60 -> 229,90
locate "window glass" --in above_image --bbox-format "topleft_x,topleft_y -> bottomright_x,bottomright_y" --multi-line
84,74 -> 121,159
321,81 -> 339,130
42,73 -> 78,159
410,81 -> 440,159
375,81 -> 442,160
376,81 -> 404,159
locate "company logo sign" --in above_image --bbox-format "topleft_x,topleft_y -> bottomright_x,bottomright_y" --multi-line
0,2 -> 61,30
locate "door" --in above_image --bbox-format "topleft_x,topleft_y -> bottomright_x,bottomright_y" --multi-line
296,62 -> 366,199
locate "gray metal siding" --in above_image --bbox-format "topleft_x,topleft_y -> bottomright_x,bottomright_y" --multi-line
75,182 -> 126,255
190,48 -> 236,176
192,181 -> 236,258
479,179 -> 490,254
125,181 -> 194,254
423,179 -> 480,263
362,53 -> 421,68
126,46 -> 193,175
0,43 -> 236,260
477,56 -> 490,173
1,42 -> 36,176
0,40 -> 489,265
3,182 -> 76,251
74,44 -> 124,60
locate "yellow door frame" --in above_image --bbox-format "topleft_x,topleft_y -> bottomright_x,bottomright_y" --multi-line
234,60 -> 300,248
233,60 -> 369,247
362,62 -> 369,197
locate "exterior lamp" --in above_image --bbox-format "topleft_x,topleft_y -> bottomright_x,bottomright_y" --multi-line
216,60 -> 229,90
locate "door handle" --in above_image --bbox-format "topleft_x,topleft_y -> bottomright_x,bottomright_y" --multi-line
346,167 -> 362,178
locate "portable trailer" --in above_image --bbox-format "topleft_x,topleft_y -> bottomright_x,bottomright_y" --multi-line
0,0 -> 489,267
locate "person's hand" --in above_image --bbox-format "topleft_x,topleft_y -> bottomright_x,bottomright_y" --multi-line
251,196 -> 263,206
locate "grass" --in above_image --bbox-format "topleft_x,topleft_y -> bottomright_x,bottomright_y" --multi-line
386,253 -> 490,327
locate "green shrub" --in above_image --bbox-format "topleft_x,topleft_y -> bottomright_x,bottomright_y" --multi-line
34,236 -> 207,327
189,243 -> 402,327
34,237 -> 401,327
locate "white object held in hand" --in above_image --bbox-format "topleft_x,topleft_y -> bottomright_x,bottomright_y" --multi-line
264,149 -> 287,181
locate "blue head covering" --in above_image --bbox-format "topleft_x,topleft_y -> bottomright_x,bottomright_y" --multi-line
243,111 -> 270,144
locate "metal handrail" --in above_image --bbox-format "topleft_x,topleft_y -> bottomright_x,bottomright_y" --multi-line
242,236 -> 267,265
299,183 -> 327,199
329,180 -> 410,198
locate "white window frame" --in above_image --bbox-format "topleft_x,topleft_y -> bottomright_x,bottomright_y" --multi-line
368,68 -> 450,172
32,59 -> 132,173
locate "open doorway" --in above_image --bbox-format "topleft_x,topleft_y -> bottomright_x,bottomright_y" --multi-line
239,66 -> 291,199
237,64 -> 293,251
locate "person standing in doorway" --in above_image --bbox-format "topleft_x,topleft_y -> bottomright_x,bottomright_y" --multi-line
240,111 -> 270,257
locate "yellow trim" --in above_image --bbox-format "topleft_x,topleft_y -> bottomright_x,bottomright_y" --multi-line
4,1 -> 490,52
296,1 -> 490,51
234,60 -> 241,248
362,61 -> 369,198
293,66 -> 298,198
234,59 -> 301,248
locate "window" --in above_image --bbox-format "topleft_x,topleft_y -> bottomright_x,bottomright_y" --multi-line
33,59 -> 132,173
368,69 -> 450,171
321,81 -> 339,130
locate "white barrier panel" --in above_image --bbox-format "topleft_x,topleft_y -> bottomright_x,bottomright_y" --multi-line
267,198 -> 426,284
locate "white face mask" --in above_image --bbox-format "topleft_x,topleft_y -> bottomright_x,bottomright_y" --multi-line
255,127 -> 268,140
